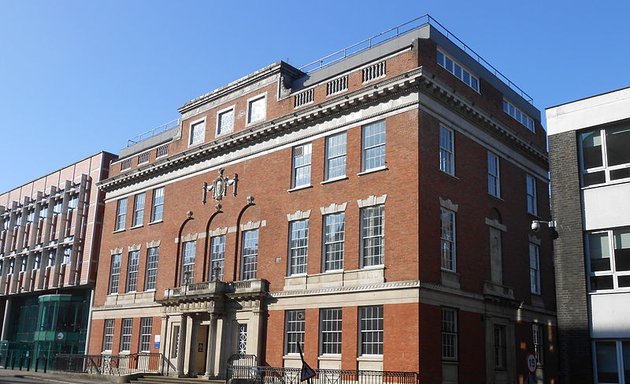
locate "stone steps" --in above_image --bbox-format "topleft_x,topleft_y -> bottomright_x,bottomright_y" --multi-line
131,375 -> 225,384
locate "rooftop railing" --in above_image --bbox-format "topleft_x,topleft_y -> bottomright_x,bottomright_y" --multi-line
299,14 -> 533,104
126,118 -> 180,148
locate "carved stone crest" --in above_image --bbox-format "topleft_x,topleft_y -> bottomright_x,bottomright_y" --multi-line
202,168 -> 238,210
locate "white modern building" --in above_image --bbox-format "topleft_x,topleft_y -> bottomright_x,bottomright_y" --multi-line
547,87 -> 630,383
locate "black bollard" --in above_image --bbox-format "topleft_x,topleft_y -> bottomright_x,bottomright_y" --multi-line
18,357 -> 22,371
11,355 -> 15,370
43,357 -> 47,373
26,357 -> 30,371
34,357 -> 39,372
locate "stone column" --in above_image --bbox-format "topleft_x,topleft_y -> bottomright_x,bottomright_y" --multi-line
250,306 -> 264,359
176,314 -> 187,377
158,315 -> 168,374
204,313 -> 218,378
184,316 -> 199,376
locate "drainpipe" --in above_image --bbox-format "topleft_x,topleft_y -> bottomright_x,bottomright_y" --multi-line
232,197 -> 255,282
84,289 -> 95,355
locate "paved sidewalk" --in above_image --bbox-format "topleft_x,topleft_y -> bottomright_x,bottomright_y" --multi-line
0,368 -> 115,383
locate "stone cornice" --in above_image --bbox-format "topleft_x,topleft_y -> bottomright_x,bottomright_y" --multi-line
416,69 -> 548,165
98,70 -> 424,193
270,280 -> 420,298
99,67 -> 547,193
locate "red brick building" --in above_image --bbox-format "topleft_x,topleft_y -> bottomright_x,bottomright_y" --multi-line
0,152 -> 116,362
90,17 -> 557,383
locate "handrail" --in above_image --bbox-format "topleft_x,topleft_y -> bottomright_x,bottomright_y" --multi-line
126,118 -> 180,147
299,14 -> 533,104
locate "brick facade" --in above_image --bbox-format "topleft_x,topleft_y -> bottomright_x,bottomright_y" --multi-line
90,20 -> 557,383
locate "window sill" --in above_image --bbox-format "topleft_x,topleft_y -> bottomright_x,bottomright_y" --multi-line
283,354 -> 301,360
357,355 -> 383,362
488,194 -> 504,202
440,170 -> 459,180
149,220 -> 163,226
288,185 -> 312,193
357,166 -> 388,176
112,228 -> 126,234
318,354 -> 341,361
130,224 -> 143,230
321,176 -> 348,185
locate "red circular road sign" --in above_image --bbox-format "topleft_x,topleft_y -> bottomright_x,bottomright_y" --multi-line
527,353 -> 537,373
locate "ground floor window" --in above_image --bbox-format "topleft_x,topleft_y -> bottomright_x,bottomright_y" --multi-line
595,340 -> 630,383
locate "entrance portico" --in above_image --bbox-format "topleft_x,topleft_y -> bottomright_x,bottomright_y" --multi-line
158,280 -> 268,378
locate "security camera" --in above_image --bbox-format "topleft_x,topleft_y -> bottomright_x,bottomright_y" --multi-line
531,221 -> 540,232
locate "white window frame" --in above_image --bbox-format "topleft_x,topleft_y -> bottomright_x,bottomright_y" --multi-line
593,340 -> 630,384
108,254 -> 121,294
284,309 -> 305,355
210,235 -> 226,281
144,247 -> 159,291
579,125 -> 630,187
325,132 -> 347,181
529,242 -> 541,294
126,250 -> 140,293
246,94 -> 267,125
288,219 -> 308,276
436,49 -> 480,92
120,318 -> 133,352
241,229 -> 259,280
488,152 -> 501,198
359,305 -> 383,356
586,227 -> 630,292
320,308 -> 342,355
139,317 -> 153,352
441,208 -> 456,272
216,105 -> 235,136
361,120 -> 387,172
103,319 -> 114,351
151,187 -> 164,223
441,308 -> 458,360
526,174 -> 538,216
132,193 -> 145,227
188,118 -> 206,147
361,205 -> 384,267
181,241 -> 196,285
115,198 -> 127,231
503,98 -> 535,132
323,213 -> 345,272
439,125 -> 455,175
291,143 -> 312,189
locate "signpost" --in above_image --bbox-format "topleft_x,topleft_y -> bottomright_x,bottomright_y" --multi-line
297,342 -> 316,383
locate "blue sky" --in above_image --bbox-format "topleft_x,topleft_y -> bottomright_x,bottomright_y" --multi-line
1,1 -> 629,193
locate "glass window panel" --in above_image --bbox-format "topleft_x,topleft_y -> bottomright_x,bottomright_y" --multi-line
623,341 -> 630,382
591,275 -> 614,290
589,232 -> 611,272
617,275 -> 630,287
596,341 -> 619,383
584,171 -> 606,186
607,126 -> 630,166
580,131 -> 603,169
610,167 -> 630,181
